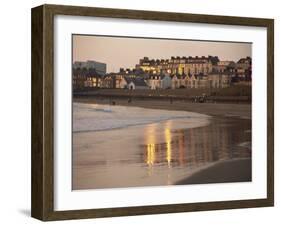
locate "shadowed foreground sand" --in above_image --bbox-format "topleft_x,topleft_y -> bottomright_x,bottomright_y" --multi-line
176,158 -> 251,185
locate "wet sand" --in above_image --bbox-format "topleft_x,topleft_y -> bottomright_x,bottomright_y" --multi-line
72,100 -> 252,190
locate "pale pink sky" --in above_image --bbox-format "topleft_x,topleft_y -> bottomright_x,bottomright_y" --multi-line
73,35 -> 251,73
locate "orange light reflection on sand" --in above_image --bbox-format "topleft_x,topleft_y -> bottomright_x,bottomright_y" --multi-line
165,128 -> 172,168
146,124 -> 156,166
146,144 -> 155,166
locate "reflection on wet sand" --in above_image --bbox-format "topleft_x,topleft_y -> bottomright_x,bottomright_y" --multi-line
143,117 -> 251,182
73,117 -> 251,190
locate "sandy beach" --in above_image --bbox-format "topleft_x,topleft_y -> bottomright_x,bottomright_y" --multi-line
72,97 -> 252,190
73,97 -> 251,119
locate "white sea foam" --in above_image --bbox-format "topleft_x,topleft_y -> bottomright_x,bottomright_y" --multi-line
73,103 -> 211,133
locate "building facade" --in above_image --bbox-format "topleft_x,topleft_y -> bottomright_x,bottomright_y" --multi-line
235,57 -> 252,81
72,60 -> 106,90
136,55 -> 219,77
208,71 -> 232,88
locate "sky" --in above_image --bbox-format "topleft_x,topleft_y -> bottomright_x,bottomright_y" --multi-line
72,35 -> 252,73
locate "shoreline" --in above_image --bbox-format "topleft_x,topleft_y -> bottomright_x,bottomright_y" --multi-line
73,102 -> 211,136
72,99 -> 252,189
73,96 -> 251,119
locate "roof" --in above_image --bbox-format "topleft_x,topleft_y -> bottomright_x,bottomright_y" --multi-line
148,73 -> 169,80
170,74 -> 187,79
139,55 -> 220,65
237,57 -> 252,64
125,77 -> 148,87
160,73 -> 170,79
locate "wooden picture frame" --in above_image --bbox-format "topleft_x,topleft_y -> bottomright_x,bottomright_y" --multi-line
31,4 -> 274,221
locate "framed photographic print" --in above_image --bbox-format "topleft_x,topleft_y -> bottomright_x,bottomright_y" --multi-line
31,4 -> 274,221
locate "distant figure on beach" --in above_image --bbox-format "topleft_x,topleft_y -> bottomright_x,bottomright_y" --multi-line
128,98 -> 132,104
170,98 -> 173,104
111,101 -> 116,105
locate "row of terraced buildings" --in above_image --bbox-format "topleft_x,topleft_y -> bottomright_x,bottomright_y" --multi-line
73,56 -> 252,90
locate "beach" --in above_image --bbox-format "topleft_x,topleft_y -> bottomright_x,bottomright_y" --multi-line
73,97 -> 251,118
72,97 -> 252,190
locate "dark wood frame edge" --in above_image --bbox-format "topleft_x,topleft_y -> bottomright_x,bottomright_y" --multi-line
31,4 -> 274,221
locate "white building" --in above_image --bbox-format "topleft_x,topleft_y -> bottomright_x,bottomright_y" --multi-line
146,74 -> 162,89
146,73 -> 171,89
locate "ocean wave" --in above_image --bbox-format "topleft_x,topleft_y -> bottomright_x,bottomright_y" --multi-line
73,103 -> 210,133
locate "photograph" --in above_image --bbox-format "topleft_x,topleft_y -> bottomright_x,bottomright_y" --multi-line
72,34 -> 252,190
